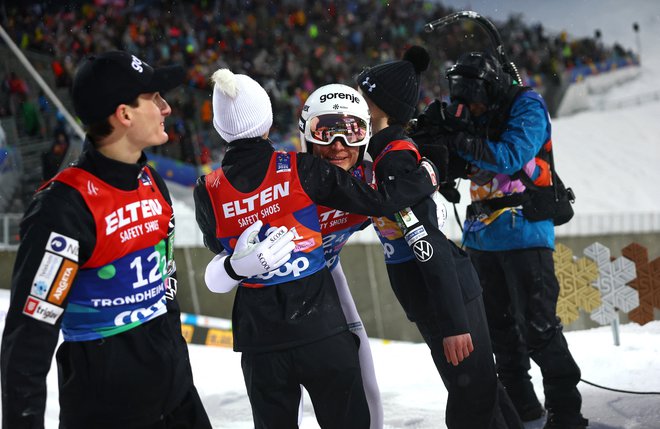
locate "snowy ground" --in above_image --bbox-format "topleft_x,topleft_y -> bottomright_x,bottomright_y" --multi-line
199,322 -> 660,429
1,285 -> 658,429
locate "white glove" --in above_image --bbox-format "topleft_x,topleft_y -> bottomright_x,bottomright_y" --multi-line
229,220 -> 295,278
205,253 -> 238,293
204,220 -> 295,293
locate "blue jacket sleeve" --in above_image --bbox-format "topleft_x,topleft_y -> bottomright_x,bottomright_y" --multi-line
458,95 -> 549,174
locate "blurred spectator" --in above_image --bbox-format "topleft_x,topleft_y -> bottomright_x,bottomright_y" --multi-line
7,72 -> 29,97
37,90 -> 54,135
18,94 -> 41,137
198,142 -> 211,165
0,123 -> 6,149
199,99 -> 212,130
51,59 -> 71,87
2,0 -> 638,165
41,130 -> 69,181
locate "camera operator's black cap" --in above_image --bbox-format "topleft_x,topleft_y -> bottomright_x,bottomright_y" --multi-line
72,50 -> 185,125
356,46 -> 430,123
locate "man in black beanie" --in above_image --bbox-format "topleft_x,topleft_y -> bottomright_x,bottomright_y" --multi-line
356,46 -> 523,429
1,50 -> 213,429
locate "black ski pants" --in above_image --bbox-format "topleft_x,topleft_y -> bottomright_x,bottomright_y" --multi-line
61,385 -> 212,429
467,247 -> 583,418
240,331 -> 369,429
417,295 -> 523,429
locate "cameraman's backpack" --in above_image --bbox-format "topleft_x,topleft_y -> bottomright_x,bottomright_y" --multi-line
507,89 -> 575,226
513,139 -> 575,226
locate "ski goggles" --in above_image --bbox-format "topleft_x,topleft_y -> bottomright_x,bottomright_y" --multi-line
301,113 -> 370,146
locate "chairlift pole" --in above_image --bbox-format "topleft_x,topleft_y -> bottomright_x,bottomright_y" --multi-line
611,312 -> 620,346
0,24 -> 85,141
633,22 -> 641,65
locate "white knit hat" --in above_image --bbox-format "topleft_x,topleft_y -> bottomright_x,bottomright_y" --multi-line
211,69 -> 273,143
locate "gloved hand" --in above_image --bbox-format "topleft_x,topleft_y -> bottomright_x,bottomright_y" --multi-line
204,220 -> 295,293
438,181 -> 461,204
449,132 -> 496,165
417,99 -> 471,134
416,133 -> 471,185
443,101 -> 472,132
413,100 -> 471,185
417,135 -> 450,183
229,220 -> 295,278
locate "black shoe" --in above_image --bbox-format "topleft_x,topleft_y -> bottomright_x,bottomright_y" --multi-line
516,401 -> 545,422
543,412 -> 589,429
502,381 -> 545,422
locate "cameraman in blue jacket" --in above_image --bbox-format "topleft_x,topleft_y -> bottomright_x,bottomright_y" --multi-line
438,51 -> 587,429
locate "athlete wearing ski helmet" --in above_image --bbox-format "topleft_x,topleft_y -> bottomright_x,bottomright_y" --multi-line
299,83 -> 384,428
299,84 -> 371,169
196,70 -> 440,428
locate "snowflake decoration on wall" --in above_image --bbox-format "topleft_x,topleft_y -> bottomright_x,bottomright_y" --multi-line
584,242 -> 639,325
622,243 -> 660,325
554,243 -> 601,325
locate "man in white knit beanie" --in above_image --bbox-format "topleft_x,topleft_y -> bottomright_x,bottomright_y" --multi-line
211,69 -> 273,142
194,68 -> 440,428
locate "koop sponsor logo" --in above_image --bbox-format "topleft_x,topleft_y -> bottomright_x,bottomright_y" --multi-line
255,256 -> 310,280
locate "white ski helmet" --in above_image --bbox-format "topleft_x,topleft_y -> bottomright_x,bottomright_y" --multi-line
299,84 -> 371,160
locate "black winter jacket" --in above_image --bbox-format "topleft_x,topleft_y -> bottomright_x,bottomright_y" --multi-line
1,145 -> 195,429
194,138 -> 436,352
368,125 -> 482,337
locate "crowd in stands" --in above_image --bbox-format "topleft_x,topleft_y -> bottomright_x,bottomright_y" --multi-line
1,0 -> 638,166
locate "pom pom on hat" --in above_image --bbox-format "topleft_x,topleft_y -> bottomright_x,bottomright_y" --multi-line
356,45 -> 429,123
211,69 -> 273,143
403,45 -> 431,74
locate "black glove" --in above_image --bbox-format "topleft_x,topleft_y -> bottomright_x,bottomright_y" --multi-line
449,133 -> 500,186
438,181 -> 461,204
412,129 -> 473,185
450,132 -> 496,165
417,134 -> 450,183
418,99 -> 471,135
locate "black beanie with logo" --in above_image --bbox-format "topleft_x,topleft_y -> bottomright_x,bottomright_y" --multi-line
356,45 -> 430,123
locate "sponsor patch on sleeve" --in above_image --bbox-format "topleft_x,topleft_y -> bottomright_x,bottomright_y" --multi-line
421,160 -> 438,187
412,240 -> 434,262
395,207 -> 419,229
45,232 -> 79,262
23,296 -> 64,325
30,252 -> 63,299
404,225 -> 428,246
275,153 -> 291,173
47,259 -> 78,305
